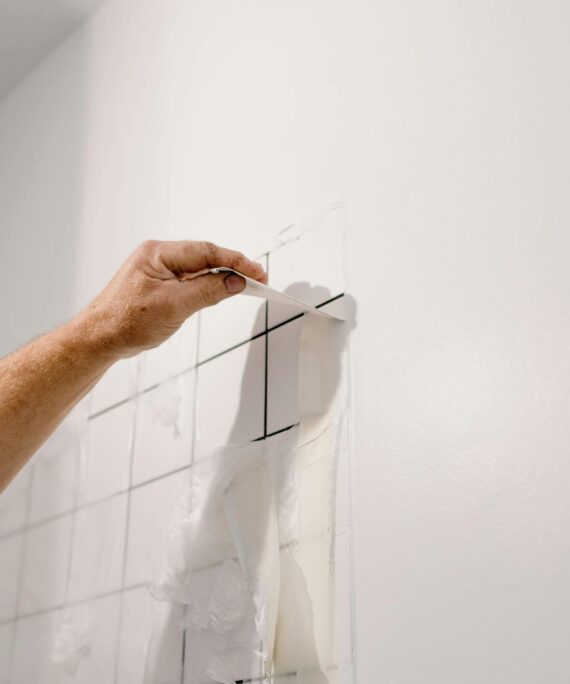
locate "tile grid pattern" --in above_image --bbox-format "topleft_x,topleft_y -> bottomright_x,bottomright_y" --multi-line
1,254 -> 347,682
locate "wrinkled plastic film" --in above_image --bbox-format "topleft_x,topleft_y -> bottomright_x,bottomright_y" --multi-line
147,309 -> 348,683
49,361 -> 139,678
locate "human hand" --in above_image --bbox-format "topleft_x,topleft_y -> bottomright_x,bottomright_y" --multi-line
73,240 -> 267,359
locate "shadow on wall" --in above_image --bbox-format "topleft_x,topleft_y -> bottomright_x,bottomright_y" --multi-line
0,33 -> 88,356
0,35 -> 93,683
145,285 -> 357,682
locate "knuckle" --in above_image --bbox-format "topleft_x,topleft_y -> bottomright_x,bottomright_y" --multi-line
202,241 -> 219,259
230,252 -> 247,271
137,239 -> 160,260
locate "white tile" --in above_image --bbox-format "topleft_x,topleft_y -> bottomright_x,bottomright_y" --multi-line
0,466 -> 31,536
117,586 -> 182,684
268,206 -> 345,327
132,372 -> 195,486
55,594 -> 121,684
198,288 -> 266,363
29,413 -> 83,524
140,317 -> 198,390
79,401 -> 134,505
181,561 -> 261,684
89,357 -> 139,415
0,534 -> 23,621
195,337 -> 265,448
268,299 -> 351,438
11,610 -> 62,684
124,470 -> 187,588
267,318 -> 303,435
0,622 -> 14,683
19,515 -> 73,615
67,494 -> 128,604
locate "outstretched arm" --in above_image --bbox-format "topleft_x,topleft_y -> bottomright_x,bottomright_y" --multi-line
0,240 -> 266,491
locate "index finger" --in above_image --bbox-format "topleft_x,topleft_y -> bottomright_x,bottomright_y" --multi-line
157,240 -> 267,282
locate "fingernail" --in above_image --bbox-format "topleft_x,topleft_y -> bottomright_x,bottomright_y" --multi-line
224,273 -> 245,294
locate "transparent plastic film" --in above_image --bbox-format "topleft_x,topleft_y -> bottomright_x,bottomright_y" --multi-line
146,304 -> 351,683
49,362 -> 139,681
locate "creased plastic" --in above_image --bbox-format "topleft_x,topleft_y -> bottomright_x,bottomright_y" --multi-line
146,307 -> 348,683
49,364 -> 138,678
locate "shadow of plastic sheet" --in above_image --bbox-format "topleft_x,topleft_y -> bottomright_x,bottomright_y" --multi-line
145,286 -> 357,684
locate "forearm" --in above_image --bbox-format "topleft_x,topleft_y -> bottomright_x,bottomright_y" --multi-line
0,240 -> 266,493
0,313 -> 118,491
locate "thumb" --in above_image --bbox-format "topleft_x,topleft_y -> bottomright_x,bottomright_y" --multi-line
183,272 -> 246,313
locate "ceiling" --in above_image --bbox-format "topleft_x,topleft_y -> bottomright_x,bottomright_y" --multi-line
0,0 -> 107,102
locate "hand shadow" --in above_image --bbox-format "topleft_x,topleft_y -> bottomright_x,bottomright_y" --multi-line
144,286 -> 357,684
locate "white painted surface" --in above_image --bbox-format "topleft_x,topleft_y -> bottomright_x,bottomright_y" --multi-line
0,0 -> 106,102
0,1 -> 569,682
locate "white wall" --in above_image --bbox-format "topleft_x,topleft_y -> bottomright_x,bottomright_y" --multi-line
0,28 -> 89,355
1,1 -> 570,682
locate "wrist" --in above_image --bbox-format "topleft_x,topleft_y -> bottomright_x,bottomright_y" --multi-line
62,308 -> 126,367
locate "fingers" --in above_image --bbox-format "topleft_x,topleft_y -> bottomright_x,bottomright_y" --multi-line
150,240 -> 266,282
181,271 -> 246,313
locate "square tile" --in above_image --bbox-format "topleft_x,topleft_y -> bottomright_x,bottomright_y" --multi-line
195,337 -> 265,448
117,586 -> 182,684
67,494 -> 128,604
181,560 -> 262,684
54,593 -> 121,684
0,534 -> 23,621
132,372 -> 195,486
29,413 -> 83,524
11,609 -> 62,684
124,470 -> 187,588
267,318 -> 303,435
268,300 -> 350,438
89,357 -> 139,416
0,622 -> 14,682
0,466 -> 31,536
268,206 -> 345,327
79,401 -> 135,505
140,317 -> 198,390
19,515 -> 73,615
198,288 -> 266,363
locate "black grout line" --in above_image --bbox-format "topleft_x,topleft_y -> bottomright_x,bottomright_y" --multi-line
56,435 -> 83,650
1,512 -> 334,627
113,368 -> 140,684
254,254 -> 269,683
0,421 -> 300,544
4,286 -> 347,680
180,309 -> 202,684
130,463 -> 190,492
0,582 -> 148,626
6,463 -> 35,682
263,308 -> 269,437
85,293 -> 345,423
196,328 -> 267,369
258,255 -> 271,683
253,423 -> 299,442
